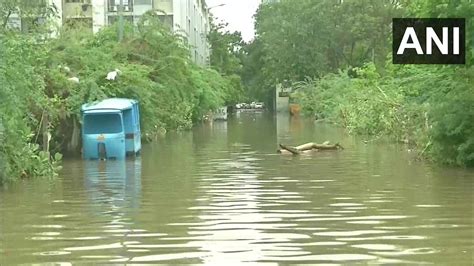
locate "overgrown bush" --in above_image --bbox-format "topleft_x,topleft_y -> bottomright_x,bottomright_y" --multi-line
0,34 -> 62,184
295,63 -> 474,167
0,12 -> 241,183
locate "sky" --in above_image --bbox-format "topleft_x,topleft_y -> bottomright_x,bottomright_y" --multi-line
206,0 -> 261,42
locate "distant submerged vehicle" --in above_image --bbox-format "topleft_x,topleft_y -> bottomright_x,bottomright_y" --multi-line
81,98 -> 141,160
235,102 -> 264,110
214,107 -> 228,121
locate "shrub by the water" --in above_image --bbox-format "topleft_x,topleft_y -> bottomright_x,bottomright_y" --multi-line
295,64 -> 474,167
0,12 -> 242,183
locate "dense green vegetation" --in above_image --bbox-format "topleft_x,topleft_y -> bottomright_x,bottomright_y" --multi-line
244,0 -> 473,166
207,20 -> 245,102
0,10 -> 241,183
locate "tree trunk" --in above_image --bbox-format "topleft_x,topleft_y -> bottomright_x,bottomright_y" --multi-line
279,144 -> 300,155
2,10 -> 12,29
278,141 -> 343,155
68,116 -> 80,154
42,112 -> 50,157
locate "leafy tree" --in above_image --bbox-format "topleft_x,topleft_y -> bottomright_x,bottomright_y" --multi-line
208,19 -> 245,104
208,21 -> 243,75
243,0 -> 403,104
0,0 -> 58,32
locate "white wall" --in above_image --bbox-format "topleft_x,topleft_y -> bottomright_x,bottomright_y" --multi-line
169,0 -> 209,65
134,0 -> 153,16
49,0 -> 62,37
92,0 -> 106,33
172,0 -> 185,34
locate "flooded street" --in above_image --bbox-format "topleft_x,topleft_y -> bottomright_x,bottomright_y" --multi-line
1,112 -> 473,264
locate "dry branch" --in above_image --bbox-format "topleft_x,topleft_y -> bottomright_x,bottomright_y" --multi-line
278,141 -> 344,155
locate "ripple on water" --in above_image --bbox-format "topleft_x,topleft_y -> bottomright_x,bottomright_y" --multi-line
352,244 -> 400,251
271,200 -> 312,204
129,249 -> 151,253
29,224 -> 64,229
257,203 -> 286,207
365,200 -> 393,203
295,215 -> 410,222
104,229 -> 147,233
81,255 -> 127,260
35,232 -> 61,236
63,241 -> 140,251
371,247 -> 438,256
329,203 -> 365,207
33,251 -> 71,256
307,186 -> 325,189
346,220 -> 385,225
343,206 -> 368,210
110,252 -> 207,262
282,241 -> 347,246
314,230 -> 391,237
333,210 -> 357,214
29,237 -> 58,241
414,224 -> 466,229
189,223 -> 298,231
261,253 -> 378,262
72,236 -> 105,240
337,235 -> 428,241
126,233 -> 168,237
42,214 -> 69,219
292,227 -> 328,231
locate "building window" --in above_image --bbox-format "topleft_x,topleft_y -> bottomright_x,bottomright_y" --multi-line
158,15 -> 173,29
134,0 -> 151,4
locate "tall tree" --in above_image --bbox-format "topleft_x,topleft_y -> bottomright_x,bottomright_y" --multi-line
208,20 -> 245,103
242,0 -> 403,103
0,0 -> 57,32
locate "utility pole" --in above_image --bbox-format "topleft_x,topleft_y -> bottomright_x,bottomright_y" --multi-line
118,0 -> 124,42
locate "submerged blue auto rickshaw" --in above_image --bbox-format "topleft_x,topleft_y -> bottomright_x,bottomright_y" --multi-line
81,98 -> 141,160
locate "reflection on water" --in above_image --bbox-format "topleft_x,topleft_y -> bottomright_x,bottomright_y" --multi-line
0,112 -> 473,264
84,160 -> 142,211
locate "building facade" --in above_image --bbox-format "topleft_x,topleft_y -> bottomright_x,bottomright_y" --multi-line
5,0 -> 209,65
61,0 -> 210,65
5,0 -> 63,34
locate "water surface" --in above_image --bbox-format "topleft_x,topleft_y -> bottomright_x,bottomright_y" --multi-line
1,112 -> 473,264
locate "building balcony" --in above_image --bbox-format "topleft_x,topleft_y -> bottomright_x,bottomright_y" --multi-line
108,0 -> 133,13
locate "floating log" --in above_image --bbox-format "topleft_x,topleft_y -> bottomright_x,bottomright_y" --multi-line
279,144 -> 301,155
278,141 -> 343,155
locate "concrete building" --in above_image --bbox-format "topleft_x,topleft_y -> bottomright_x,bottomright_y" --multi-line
5,0 -> 210,65
5,0 -> 63,34
61,0 -> 210,65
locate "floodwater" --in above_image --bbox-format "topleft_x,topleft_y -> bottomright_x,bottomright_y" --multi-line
1,112 -> 473,264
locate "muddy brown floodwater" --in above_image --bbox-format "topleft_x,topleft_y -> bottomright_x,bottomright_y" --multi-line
1,111 -> 473,264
